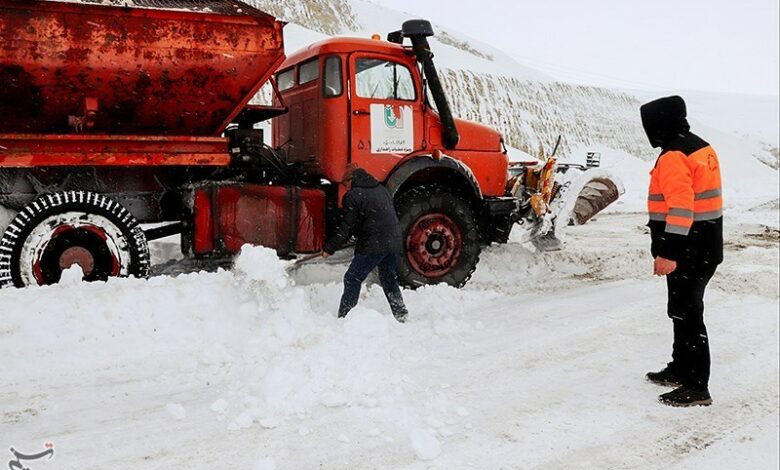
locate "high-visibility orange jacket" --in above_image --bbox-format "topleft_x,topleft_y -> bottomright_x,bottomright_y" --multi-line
646,133 -> 723,266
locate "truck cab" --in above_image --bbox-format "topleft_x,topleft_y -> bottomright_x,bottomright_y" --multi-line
272,36 -> 509,199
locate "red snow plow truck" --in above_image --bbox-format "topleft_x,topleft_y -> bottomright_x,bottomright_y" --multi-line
0,0 -> 620,288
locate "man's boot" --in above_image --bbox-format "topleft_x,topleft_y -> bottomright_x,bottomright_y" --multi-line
386,292 -> 407,323
659,386 -> 712,407
392,308 -> 408,323
646,366 -> 682,387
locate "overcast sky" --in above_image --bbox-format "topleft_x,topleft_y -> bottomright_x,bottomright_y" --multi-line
372,0 -> 779,96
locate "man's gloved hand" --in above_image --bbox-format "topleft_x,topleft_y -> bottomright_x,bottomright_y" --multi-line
653,256 -> 677,276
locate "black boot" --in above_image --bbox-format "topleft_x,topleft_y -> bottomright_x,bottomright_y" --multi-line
393,308 -> 408,323
646,367 -> 682,387
659,386 -> 712,407
386,292 -> 407,323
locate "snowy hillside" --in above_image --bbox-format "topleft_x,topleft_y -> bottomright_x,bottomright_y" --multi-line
442,70 -> 650,159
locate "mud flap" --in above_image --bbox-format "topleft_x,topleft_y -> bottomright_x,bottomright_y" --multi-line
531,169 -> 624,251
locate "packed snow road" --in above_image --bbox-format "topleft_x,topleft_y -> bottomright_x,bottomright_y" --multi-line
1,212 -> 777,469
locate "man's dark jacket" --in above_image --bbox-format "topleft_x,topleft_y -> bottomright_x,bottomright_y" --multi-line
640,96 -> 723,270
323,169 -> 403,255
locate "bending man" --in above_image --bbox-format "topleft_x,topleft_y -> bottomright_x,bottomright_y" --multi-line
323,165 -> 408,322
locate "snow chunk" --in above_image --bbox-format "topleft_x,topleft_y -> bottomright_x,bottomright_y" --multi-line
228,409 -> 258,430
259,418 -> 279,429
410,428 -> 442,461
210,399 -> 228,414
320,390 -> 347,408
234,245 -> 289,288
165,403 -> 186,420
59,264 -> 84,285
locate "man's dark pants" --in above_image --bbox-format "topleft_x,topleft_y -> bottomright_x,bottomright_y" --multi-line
338,253 -> 407,318
665,264 -> 717,390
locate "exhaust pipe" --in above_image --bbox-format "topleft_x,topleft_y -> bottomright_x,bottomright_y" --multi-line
402,20 -> 459,149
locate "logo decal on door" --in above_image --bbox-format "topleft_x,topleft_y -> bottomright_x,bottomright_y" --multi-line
384,105 -> 404,129
370,104 -> 413,153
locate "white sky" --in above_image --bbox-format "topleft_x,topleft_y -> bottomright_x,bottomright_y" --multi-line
371,0 -> 780,96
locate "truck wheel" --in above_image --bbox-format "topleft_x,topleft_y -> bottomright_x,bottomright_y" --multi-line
396,186 -> 481,288
0,191 -> 150,288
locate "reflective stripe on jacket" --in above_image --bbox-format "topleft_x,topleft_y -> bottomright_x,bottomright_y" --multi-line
648,145 -> 722,236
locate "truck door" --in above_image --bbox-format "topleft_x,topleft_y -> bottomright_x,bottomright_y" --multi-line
348,54 -> 424,177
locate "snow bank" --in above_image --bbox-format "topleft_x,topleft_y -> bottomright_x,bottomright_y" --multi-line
1,244 -> 502,462
2,215 -> 777,468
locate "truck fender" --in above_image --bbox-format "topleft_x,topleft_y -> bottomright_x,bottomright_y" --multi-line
384,155 -> 482,201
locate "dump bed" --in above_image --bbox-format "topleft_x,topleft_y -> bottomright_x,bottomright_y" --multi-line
0,0 -> 285,136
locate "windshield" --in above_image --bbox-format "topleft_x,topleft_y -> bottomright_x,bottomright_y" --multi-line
355,58 -> 415,101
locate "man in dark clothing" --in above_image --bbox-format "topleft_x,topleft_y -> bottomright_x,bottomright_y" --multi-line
323,165 -> 408,322
640,95 -> 723,407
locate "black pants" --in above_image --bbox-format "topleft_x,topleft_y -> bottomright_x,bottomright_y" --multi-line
338,253 -> 407,318
665,264 -> 717,390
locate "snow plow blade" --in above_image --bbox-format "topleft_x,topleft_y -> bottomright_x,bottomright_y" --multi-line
531,170 -> 624,251
569,176 -> 622,225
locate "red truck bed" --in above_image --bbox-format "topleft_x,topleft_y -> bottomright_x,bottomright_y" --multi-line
0,0 -> 285,136
0,0 -> 285,167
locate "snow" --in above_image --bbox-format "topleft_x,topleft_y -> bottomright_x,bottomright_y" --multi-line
252,457 -> 277,470
165,403 -> 187,420
506,145 -> 538,163
1,213 -> 777,468
58,264 -> 85,285
409,428 -> 442,460
0,205 -> 14,236
210,398 -> 229,414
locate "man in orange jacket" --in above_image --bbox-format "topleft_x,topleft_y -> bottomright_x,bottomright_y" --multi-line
640,96 -> 723,407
